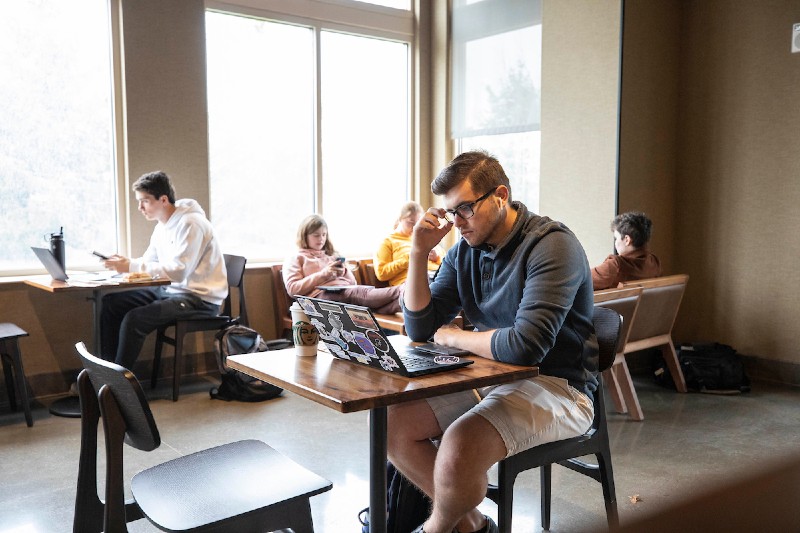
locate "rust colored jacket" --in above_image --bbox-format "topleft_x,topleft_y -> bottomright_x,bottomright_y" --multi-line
591,248 -> 662,290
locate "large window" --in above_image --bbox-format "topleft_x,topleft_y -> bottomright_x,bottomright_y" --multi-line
453,0 -> 541,211
0,0 -> 117,272
206,7 -> 411,260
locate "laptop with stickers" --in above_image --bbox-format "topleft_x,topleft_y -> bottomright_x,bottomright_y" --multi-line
295,296 -> 474,377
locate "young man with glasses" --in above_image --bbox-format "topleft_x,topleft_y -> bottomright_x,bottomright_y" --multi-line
389,151 -> 598,533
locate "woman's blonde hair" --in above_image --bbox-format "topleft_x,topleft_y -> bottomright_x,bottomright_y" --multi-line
297,214 -> 335,255
394,201 -> 424,229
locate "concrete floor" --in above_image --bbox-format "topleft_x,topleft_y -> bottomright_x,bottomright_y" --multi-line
1,373 -> 799,532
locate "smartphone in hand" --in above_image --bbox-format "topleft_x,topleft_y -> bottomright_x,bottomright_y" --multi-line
92,250 -> 111,260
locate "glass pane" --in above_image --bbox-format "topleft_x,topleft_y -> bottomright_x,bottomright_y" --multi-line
206,12 -> 314,261
320,31 -> 409,256
460,131 -> 540,213
0,0 -> 116,271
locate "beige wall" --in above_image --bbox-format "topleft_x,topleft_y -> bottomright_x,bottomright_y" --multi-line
618,0 -> 680,276
621,0 -> 800,378
540,0 -> 623,267
674,1 -> 800,369
121,0 -> 211,255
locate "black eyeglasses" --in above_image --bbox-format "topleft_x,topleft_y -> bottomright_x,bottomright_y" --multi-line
443,187 -> 498,223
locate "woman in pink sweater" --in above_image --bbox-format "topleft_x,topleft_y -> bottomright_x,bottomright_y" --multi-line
283,214 -> 403,314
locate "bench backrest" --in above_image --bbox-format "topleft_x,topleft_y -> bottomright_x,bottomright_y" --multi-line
620,274 -> 689,344
593,286 -> 643,355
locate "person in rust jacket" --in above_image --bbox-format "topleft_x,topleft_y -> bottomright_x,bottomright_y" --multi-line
591,211 -> 662,290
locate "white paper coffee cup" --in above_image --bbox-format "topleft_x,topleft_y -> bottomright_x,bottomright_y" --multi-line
290,302 -> 318,356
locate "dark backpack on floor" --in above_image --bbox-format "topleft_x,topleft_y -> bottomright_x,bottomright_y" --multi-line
678,342 -> 750,393
656,342 -> 750,393
210,323 -> 289,402
359,461 -> 430,533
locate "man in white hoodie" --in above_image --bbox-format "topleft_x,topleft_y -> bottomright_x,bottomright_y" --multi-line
100,171 -> 228,370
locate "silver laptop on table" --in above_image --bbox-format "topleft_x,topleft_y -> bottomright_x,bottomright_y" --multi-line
31,247 -> 116,283
295,296 -> 473,377
31,246 -> 69,281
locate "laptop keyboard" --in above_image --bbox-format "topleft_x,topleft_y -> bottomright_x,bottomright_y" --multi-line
399,350 -> 439,370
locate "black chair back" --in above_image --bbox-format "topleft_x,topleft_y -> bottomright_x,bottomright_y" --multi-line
222,254 -> 248,326
76,342 -> 160,451
594,305 -> 623,373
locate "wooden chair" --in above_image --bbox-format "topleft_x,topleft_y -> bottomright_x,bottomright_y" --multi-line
620,274 -> 690,393
0,323 -> 33,427
594,286 -> 644,420
359,257 -> 390,288
270,264 -> 294,339
151,254 -> 247,401
356,259 -> 406,334
486,306 -> 622,531
73,341 -> 332,533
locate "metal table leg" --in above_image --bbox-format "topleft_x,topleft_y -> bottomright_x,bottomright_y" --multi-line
49,288 -> 103,418
370,406 -> 388,533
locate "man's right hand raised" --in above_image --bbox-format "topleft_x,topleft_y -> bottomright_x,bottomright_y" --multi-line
412,207 -> 452,256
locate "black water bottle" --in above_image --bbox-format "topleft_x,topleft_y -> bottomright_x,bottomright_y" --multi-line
50,227 -> 65,271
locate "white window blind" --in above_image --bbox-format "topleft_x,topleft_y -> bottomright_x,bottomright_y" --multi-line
451,0 -> 541,138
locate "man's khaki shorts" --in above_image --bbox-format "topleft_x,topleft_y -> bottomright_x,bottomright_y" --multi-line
426,375 -> 594,457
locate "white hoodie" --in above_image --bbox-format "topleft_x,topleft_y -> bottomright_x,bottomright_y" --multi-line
128,199 -> 228,306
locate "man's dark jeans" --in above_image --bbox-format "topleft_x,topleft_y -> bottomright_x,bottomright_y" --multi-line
100,287 -> 220,370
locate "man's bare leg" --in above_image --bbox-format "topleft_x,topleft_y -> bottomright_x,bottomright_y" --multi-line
387,399 -> 443,499
390,402 -> 506,533
424,413 -> 506,533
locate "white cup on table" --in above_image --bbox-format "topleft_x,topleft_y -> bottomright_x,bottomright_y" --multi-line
290,302 -> 318,356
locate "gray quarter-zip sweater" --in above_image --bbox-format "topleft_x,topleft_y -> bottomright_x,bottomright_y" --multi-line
403,202 -> 598,396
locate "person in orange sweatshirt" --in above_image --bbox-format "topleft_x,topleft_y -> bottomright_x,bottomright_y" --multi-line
591,211 -> 662,290
374,202 -> 444,286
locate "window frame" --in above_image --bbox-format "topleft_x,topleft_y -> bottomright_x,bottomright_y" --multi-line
205,0 -> 417,260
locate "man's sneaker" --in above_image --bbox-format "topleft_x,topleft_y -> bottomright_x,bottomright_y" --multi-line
413,515 -> 499,533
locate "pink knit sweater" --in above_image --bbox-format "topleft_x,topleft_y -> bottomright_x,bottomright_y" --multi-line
282,249 -> 357,298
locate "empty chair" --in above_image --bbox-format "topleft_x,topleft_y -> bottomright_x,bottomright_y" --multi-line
486,306 -> 622,531
594,286 -> 644,420
0,323 -> 33,427
620,274 -> 689,393
73,341 -> 332,533
271,263 -> 295,339
152,254 -> 248,401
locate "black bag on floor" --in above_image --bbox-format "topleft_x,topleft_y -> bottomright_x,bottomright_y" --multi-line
678,343 -> 750,393
358,461 -> 430,533
209,323 -> 289,402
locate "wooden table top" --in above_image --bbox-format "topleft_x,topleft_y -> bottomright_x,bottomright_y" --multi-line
228,339 -> 538,413
24,274 -> 171,293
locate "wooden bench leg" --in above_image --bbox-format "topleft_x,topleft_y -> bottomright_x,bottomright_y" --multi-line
661,342 -> 687,393
603,366 -> 627,414
615,357 -> 643,421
